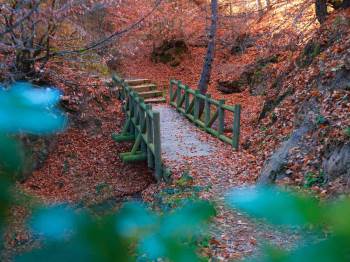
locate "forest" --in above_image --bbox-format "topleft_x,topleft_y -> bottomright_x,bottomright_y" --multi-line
0,0 -> 349,261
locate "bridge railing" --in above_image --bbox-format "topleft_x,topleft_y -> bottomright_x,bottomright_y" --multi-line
112,75 -> 163,180
169,80 -> 241,150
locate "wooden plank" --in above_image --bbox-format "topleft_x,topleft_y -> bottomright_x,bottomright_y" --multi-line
146,105 -> 154,168
138,90 -> 163,99
125,79 -> 151,86
205,94 -> 211,128
176,84 -> 181,109
112,133 -> 135,142
218,100 -> 225,135
222,104 -> 235,112
186,98 -> 194,114
208,109 -> 218,128
232,104 -> 241,150
169,80 -> 175,102
184,86 -> 190,112
130,84 -> 156,92
194,90 -> 200,121
153,112 -> 162,181
144,97 -> 166,104
130,133 -> 142,154
120,152 -> 147,162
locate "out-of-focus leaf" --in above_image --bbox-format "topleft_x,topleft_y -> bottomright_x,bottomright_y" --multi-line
77,214 -> 131,262
160,200 -> 216,237
138,233 -> 166,259
0,133 -> 24,175
0,176 -> 12,233
326,199 -> 350,235
284,236 -> 350,262
162,240 -> 202,262
15,241 -> 93,262
9,82 -> 62,108
115,201 -> 158,237
20,211 -> 131,262
225,186 -> 323,226
30,205 -> 76,241
137,201 -> 214,261
0,82 -> 67,134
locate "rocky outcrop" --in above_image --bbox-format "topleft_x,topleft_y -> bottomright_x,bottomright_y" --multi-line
151,39 -> 188,67
323,143 -> 350,179
217,80 -> 245,94
257,121 -> 313,184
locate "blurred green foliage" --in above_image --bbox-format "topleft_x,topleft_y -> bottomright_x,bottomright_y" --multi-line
0,82 -> 215,261
226,186 -> 350,261
0,82 -> 67,243
344,126 -> 350,137
303,171 -> 325,188
17,200 -> 215,262
2,82 -> 350,261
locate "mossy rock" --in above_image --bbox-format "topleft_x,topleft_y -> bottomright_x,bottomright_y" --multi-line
151,39 -> 188,66
296,41 -> 321,68
230,33 -> 254,55
217,80 -> 245,94
19,135 -> 56,182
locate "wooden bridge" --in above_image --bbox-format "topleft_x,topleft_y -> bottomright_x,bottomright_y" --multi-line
111,75 -> 241,180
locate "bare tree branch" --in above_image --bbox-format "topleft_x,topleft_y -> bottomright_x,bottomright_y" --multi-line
0,1 -> 39,37
34,0 -> 163,60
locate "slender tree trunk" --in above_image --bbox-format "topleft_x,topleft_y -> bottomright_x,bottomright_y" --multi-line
256,0 -> 264,17
315,0 -> 327,24
198,0 -> 218,95
265,0 -> 271,9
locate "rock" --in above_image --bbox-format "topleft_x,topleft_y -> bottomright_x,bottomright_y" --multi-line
230,33 -> 254,55
238,54 -> 280,96
296,41 -> 321,68
323,143 -> 350,179
20,135 -> 56,182
151,39 -> 188,66
217,80 -> 245,94
258,121 -> 313,184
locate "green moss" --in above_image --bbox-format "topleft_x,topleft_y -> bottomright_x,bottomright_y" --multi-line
344,127 -> 350,137
297,42 -> 321,68
304,171 -> 325,188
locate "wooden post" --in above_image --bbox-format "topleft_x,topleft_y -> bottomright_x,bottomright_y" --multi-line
133,95 -> 138,137
139,99 -> 146,153
129,93 -> 135,134
146,105 -> 154,168
218,99 -> 225,135
170,80 -> 174,102
153,112 -> 162,181
194,90 -> 200,121
205,94 -> 211,128
232,104 -> 241,150
185,86 -> 190,112
176,83 -> 181,110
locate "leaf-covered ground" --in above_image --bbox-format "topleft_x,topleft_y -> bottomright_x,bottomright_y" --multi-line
2,3 -> 349,261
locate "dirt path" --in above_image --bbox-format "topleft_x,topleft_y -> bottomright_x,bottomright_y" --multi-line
154,104 -> 301,260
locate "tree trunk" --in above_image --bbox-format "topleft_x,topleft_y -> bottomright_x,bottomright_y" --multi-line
315,0 -> 327,24
257,0 -> 264,17
15,49 -> 35,79
198,0 -> 218,95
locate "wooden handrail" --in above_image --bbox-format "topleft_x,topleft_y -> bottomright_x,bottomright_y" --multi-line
169,80 -> 241,150
112,74 -> 163,180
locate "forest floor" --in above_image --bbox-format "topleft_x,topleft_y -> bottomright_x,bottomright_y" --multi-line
2,77 -> 297,261
3,5 -> 348,261
152,104 -> 301,259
